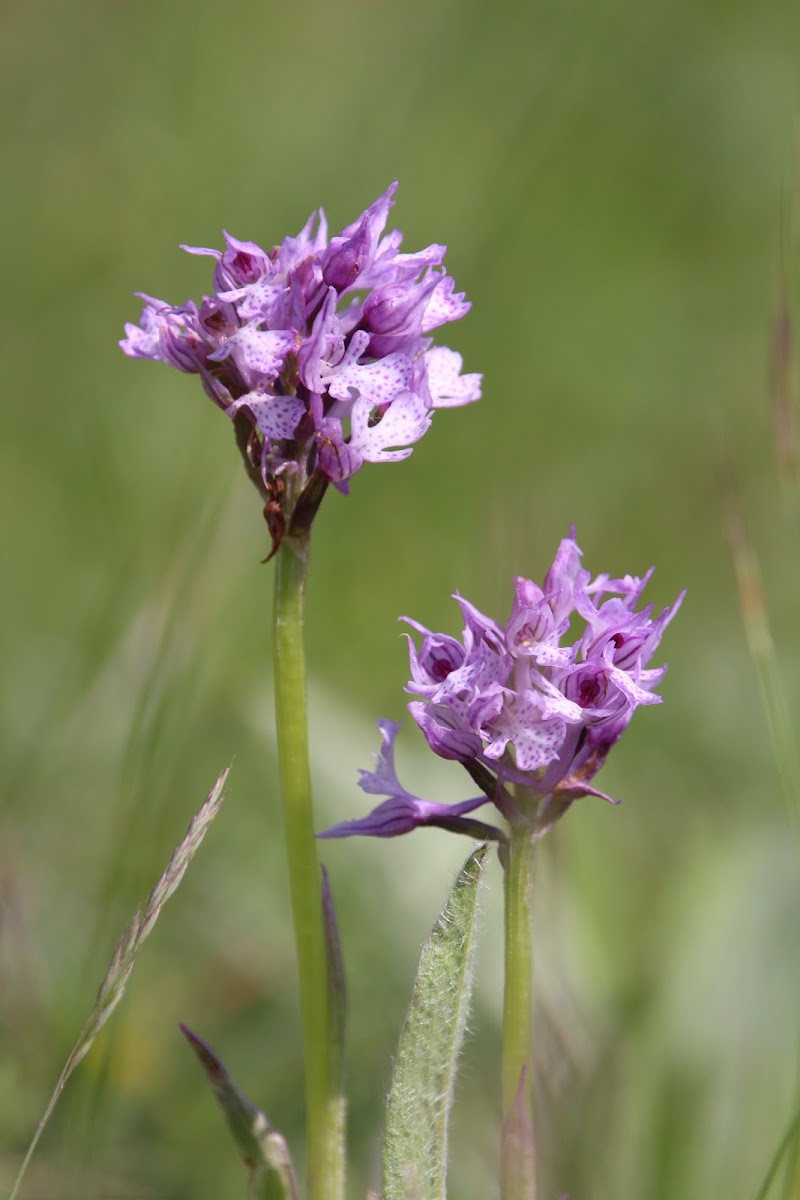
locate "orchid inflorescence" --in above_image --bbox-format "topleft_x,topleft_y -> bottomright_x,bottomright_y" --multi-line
121,183 -> 480,552
321,529 -> 684,844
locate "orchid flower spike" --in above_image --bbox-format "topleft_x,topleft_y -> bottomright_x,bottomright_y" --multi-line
121,183 -> 480,553
320,530 -> 683,843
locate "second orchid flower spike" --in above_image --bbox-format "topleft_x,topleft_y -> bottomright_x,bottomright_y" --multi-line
321,528 -> 684,843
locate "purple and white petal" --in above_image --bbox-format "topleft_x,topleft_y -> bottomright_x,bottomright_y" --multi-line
227,393 -> 305,441
477,689 -> 568,773
349,391 -> 431,463
422,276 -> 471,331
222,277 -> 284,323
120,302 -> 163,360
328,351 -> 413,408
424,347 -> 482,408
209,326 -> 295,384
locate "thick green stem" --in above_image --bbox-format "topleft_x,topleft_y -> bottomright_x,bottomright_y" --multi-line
501,821 -> 537,1200
272,538 -> 345,1200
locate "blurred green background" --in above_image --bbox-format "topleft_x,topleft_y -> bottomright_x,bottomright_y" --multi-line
3,1 -> 800,1197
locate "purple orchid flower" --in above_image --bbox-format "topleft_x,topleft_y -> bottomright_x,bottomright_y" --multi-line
121,183 -> 480,551
317,720 -> 503,843
319,530 -> 683,843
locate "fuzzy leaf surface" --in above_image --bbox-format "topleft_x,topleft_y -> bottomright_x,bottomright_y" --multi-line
383,843 -> 488,1200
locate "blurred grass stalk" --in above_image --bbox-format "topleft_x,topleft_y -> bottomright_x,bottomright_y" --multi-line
771,275 -> 800,511
7,769 -> 229,1200
725,488 -> 800,821
726,376 -> 800,1198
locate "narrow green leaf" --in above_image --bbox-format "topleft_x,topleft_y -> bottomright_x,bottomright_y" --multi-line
321,864 -> 346,1082
181,1026 -> 299,1200
383,843 -> 488,1200
8,768 -> 229,1200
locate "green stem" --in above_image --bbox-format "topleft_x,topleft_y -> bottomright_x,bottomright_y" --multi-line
501,820 -> 537,1200
273,537 -> 345,1200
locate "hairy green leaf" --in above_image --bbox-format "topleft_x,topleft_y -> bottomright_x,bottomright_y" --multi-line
383,843 -> 488,1200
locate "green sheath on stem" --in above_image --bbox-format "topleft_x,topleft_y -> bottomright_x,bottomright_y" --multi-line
273,538 -> 345,1200
501,820 -> 537,1200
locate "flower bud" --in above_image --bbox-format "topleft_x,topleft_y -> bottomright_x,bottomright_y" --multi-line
321,225 -> 372,290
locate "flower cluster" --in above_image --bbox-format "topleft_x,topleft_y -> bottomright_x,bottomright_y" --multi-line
320,530 -> 683,842
121,183 -> 480,543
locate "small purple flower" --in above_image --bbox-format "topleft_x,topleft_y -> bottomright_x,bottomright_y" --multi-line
319,531 -> 683,842
121,183 -> 479,550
